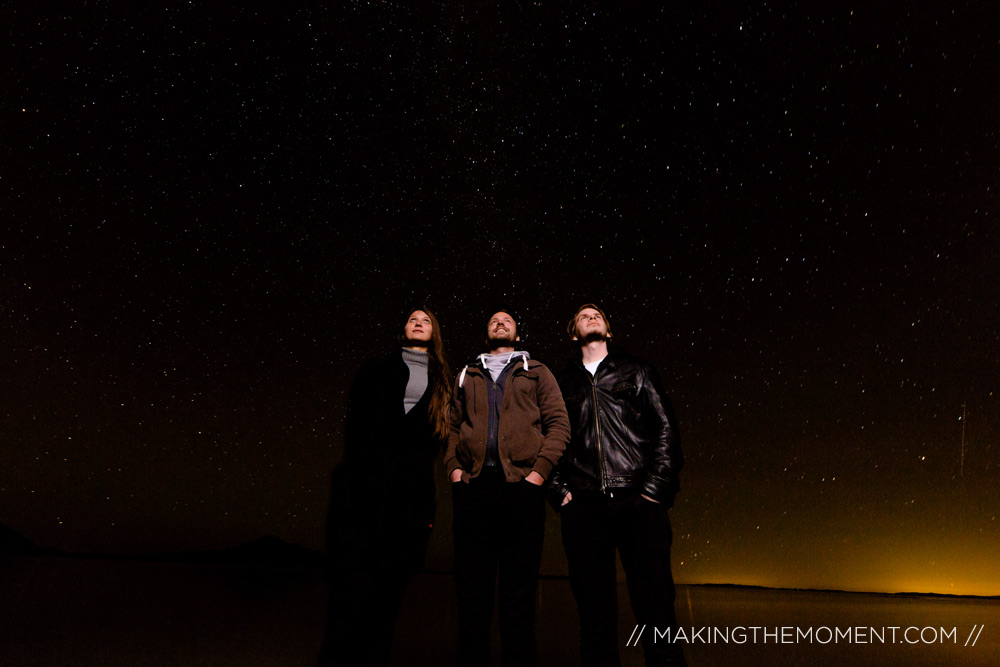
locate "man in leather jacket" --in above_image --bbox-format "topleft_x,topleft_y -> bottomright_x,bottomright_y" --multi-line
550,303 -> 685,667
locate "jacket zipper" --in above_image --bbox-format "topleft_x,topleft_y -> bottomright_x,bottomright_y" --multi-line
590,374 -> 607,493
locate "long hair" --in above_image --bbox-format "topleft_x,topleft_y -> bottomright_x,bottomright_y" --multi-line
402,307 -> 452,440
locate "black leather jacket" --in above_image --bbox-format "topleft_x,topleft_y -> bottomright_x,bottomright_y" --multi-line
550,353 -> 682,507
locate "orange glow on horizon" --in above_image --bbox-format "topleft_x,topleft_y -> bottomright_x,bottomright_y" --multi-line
680,573 -> 1000,598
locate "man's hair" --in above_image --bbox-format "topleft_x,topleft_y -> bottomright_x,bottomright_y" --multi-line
488,308 -> 518,326
566,303 -> 613,340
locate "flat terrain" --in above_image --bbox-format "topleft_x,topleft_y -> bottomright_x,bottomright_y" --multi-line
2,557 -> 995,666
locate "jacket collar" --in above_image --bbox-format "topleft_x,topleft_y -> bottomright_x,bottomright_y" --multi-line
573,351 -> 616,373
476,350 -> 530,373
458,354 -> 534,388
573,351 -> 618,368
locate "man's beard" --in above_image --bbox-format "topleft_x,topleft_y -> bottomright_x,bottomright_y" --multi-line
487,332 -> 517,348
578,331 -> 609,344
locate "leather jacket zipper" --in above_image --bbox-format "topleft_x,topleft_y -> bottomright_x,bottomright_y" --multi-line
591,374 -> 607,493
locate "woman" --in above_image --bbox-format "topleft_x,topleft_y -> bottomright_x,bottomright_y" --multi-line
319,307 -> 452,667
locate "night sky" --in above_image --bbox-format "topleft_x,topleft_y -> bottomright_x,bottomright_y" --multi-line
4,3 -> 998,596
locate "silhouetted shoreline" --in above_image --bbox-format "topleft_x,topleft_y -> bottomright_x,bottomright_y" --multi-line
3,554 -> 997,667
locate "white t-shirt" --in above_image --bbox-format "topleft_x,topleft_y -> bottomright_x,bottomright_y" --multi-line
584,355 -> 607,376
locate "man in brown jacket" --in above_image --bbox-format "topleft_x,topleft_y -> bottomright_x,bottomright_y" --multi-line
445,309 -> 570,667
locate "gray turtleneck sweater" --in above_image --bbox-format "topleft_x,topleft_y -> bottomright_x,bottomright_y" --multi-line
402,348 -> 429,414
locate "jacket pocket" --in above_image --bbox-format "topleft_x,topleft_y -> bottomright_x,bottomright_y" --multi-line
508,430 -> 544,467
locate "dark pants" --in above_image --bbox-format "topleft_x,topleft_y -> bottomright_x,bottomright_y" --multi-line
452,475 -> 547,667
319,519 -> 432,667
561,491 -> 686,667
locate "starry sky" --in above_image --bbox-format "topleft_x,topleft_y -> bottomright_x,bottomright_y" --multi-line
3,3 -> 998,595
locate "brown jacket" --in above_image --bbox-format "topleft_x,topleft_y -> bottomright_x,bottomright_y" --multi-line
444,356 -> 569,483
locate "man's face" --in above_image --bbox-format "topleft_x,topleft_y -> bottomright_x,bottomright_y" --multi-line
574,307 -> 609,340
487,311 -> 518,344
404,310 -> 433,344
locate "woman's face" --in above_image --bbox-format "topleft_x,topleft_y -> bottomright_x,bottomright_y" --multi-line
404,310 -> 433,344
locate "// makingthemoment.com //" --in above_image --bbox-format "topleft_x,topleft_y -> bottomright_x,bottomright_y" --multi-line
625,625 -> 985,646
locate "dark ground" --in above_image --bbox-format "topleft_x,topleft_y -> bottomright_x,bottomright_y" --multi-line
2,557 -> 996,666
